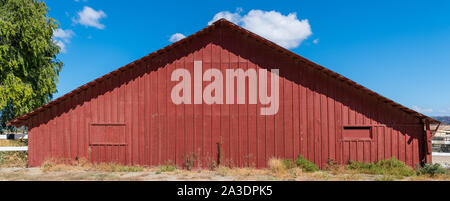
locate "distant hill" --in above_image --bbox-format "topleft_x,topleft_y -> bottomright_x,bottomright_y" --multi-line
433,116 -> 450,124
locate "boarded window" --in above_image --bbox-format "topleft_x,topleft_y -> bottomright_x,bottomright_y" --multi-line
343,127 -> 372,141
89,123 -> 126,145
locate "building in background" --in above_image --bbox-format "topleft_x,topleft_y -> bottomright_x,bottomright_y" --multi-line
432,124 -> 450,152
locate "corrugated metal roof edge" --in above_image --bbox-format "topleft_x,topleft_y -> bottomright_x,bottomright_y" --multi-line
7,19 -> 439,126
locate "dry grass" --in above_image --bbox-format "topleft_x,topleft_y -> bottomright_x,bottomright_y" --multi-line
41,158 -> 145,173
268,158 -> 286,174
409,173 -> 450,181
41,158 -> 89,172
1,163 -> 449,181
95,163 -> 145,172
215,165 -> 231,176
287,167 -> 303,178
1,155 -> 446,181
0,140 -> 28,168
0,140 -> 27,147
0,151 -> 28,168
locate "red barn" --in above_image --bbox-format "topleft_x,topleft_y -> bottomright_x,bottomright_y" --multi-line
9,19 -> 439,168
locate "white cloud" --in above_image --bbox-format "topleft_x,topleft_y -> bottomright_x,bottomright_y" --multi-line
53,28 -> 74,43
413,105 -> 433,114
73,6 -> 107,29
169,33 -> 186,43
437,107 -> 450,115
208,10 -> 242,25
313,39 -> 319,44
55,40 -> 67,53
208,9 -> 312,49
53,28 -> 74,53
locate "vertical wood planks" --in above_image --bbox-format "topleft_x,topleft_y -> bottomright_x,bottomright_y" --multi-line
24,28 -> 427,169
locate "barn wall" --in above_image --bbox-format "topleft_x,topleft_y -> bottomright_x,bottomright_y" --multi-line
27,27 -> 425,168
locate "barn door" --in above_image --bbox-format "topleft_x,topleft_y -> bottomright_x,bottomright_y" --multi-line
339,126 -> 373,164
89,123 -> 127,164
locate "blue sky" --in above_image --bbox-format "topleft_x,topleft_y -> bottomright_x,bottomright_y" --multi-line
47,0 -> 450,116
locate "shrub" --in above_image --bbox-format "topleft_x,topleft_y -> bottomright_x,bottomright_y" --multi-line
348,158 -> 416,177
417,163 -> 448,176
295,155 -> 319,172
281,159 -> 295,169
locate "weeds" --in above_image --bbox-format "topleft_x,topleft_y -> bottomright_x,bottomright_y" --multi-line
215,165 -> 230,176
157,163 -> 177,174
325,158 -> 346,175
0,140 -> 27,147
268,158 -> 285,174
184,152 -> 196,170
295,155 -> 319,172
347,158 -> 416,177
0,151 -> 28,168
205,154 -> 217,171
101,163 -> 144,172
282,159 -> 295,169
417,163 -> 448,177
41,158 -> 144,172
41,158 -> 78,172
287,167 -> 303,178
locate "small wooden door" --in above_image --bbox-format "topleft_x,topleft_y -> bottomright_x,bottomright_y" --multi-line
340,126 -> 373,164
89,123 -> 127,164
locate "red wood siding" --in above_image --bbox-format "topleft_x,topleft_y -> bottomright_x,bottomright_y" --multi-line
26,27 -> 426,169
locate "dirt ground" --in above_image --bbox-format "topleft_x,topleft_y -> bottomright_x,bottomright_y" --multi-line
0,167 -> 447,181
0,155 -> 448,181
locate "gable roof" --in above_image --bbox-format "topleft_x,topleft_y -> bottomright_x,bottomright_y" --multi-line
8,19 -> 439,126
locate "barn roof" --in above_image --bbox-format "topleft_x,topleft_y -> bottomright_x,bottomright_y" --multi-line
8,19 -> 439,126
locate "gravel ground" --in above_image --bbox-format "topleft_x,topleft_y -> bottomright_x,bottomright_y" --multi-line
0,167 -> 391,181
433,155 -> 450,167
0,156 -> 448,181
0,167 -> 448,181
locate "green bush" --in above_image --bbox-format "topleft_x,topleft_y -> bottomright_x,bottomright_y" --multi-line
417,163 -> 448,176
295,155 -> 319,172
281,159 -> 295,169
108,164 -> 144,172
348,158 -> 416,177
158,164 -> 177,173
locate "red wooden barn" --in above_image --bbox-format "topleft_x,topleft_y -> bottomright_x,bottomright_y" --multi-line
9,19 -> 439,168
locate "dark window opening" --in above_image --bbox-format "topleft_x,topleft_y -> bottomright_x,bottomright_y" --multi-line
343,126 -> 372,141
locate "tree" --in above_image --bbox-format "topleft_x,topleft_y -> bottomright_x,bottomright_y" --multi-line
0,0 -> 62,131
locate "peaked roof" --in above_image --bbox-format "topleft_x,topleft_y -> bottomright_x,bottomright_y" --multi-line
8,19 -> 439,126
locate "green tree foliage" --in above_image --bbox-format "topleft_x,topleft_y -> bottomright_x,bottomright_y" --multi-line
0,0 -> 62,130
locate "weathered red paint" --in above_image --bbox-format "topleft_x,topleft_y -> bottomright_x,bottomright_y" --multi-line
11,19 -> 438,168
